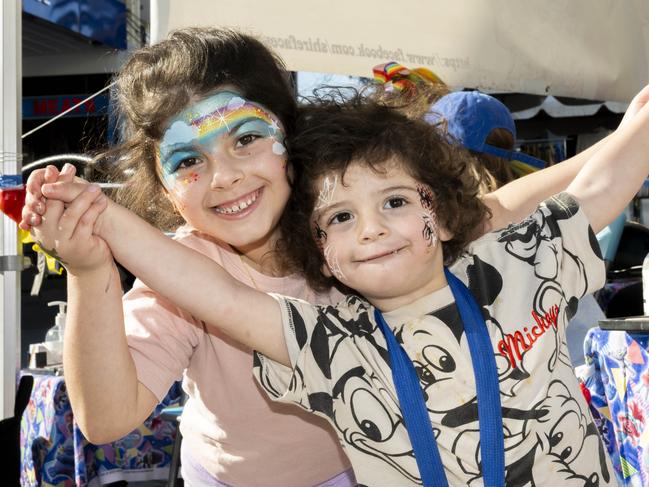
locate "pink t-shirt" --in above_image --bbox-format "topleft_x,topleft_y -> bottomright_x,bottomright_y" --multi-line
123,227 -> 351,486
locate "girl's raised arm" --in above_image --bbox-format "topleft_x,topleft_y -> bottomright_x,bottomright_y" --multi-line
24,166 -> 160,444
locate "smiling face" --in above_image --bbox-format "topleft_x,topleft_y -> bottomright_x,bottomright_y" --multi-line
311,159 -> 451,310
157,90 -> 291,256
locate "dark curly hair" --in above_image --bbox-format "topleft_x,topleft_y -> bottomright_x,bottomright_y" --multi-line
281,91 -> 490,292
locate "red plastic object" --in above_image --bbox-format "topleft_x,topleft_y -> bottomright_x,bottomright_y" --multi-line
0,186 -> 26,223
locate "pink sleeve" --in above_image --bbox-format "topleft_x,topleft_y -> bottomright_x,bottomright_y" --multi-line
124,282 -> 203,401
123,229 -> 222,401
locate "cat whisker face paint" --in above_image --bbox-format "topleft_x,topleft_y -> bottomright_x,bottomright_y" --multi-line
421,212 -> 439,248
158,90 -> 287,195
324,245 -> 346,281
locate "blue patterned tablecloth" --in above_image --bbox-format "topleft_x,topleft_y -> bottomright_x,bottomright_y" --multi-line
580,328 -> 649,486
20,372 -> 182,486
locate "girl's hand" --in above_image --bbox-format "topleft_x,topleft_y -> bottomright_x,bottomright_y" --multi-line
26,164 -> 112,273
34,183 -> 111,273
19,163 -> 70,230
620,83 -> 649,127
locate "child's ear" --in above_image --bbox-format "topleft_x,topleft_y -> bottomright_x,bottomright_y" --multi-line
439,225 -> 454,242
321,261 -> 333,278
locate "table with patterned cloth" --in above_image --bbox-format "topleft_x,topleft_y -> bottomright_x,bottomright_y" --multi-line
579,326 -> 649,486
20,371 -> 183,486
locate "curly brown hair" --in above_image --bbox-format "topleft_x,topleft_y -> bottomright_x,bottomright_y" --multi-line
281,92 -> 490,292
92,27 -> 297,236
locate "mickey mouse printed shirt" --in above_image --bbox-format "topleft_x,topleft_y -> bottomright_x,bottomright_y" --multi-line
254,193 -> 615,486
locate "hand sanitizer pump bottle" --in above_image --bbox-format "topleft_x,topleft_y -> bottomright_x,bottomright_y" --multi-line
44,301 -> 67,365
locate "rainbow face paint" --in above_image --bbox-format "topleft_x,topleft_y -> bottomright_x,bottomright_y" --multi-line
158,91 -> 286,188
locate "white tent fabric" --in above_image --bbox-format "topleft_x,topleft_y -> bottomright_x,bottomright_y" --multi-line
152,0 -> 649,102
509,96 -> 628,120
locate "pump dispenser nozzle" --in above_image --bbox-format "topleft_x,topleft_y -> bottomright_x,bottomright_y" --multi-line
47,301 -> 67,333
44,301 -> 67,365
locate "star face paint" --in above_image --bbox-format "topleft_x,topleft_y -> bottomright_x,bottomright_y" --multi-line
158,90 -> 286,191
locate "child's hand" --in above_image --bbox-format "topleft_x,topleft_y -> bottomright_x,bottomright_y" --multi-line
620,83 -> 649,127
19,163 -> 72,230
27,169 -> 113,273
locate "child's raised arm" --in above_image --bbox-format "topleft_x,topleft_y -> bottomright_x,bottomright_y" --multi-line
566,84 -> 649,233
482,84 -> 649,234
23,166 -> 162,443
29,171 -> 290,366
481,136 -> 609,233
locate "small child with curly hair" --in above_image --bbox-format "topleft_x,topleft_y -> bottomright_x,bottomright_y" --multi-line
22,86 -> 649,485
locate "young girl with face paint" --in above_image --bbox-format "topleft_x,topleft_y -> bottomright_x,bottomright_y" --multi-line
22,28 -> 356,487
22,86 -> 649,486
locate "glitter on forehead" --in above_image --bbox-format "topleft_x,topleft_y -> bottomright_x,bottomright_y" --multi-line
195,105 -> 275,138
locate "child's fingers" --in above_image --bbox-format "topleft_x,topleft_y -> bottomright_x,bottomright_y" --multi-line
73,196 -> 107,243
634,83 -> 649,102
42,180 -> 93,204
40,174 -> 89,226
19,201 -> 44,230
58,163 -> 77,181
56,185 -> 103,240
25,168 -> 48,203
43,165 -> 60,184
18,219 -> 32,231
41,191 -> 66,227
621,83 -> 649,127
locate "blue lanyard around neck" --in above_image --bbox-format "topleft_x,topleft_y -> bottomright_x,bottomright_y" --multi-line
373,267 -> 504,486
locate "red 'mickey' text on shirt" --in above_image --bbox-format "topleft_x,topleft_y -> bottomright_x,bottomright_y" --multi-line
497,305 -> 560,369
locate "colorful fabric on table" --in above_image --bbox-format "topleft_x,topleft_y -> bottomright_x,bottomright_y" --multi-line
580,328 -> 649,486
20,374 -> 182,486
